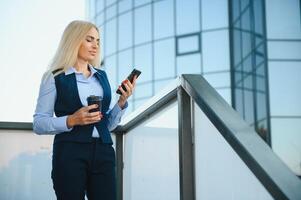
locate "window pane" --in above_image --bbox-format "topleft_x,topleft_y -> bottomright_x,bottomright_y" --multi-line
244,90 -> 255,125
105,55 -> 117,106
134,5 -> 151,45
176,0 -> 200,35
240,0 -> 250,11
96,0 -> 105,12
135,83 -> 152,99
154,39 -> 175,80
266,0 -> 301,39
235,88 -> 244,117
202,30 -> 230,72
203,72 -> 230,88
177,53 -> 201,75
134,0 -> 151,7
216,88 -> 231,104
242,56 -> 252,73
95,12 -> 104,25
271,118 -> 301,175
201,0 -> 228,30
105,19 -> 117,56
177,34 -> 200,55
269,62 -> 301,116
268,41 -> 301,60
118,49 -> 133,83
134,98 -> 148,110
154,79 -> 173,94
154,0 -> 174,40
134,44 -> 152,83
256,92 -> 267,121
231,0 -> 240,22
233,30 -> 242,66
253,0 -> 264,34
106,0 -> 117,7
241,7 -> 251,31
119,0 -> 132,13
106,4 -> 117,20
118,12 -> 133,50
242,32 -> 251,58
242,73 -> 253,90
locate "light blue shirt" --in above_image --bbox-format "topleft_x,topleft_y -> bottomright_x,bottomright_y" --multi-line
33,65 -> 127,137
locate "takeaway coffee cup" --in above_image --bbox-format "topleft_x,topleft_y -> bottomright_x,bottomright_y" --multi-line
87,95 -> 102,113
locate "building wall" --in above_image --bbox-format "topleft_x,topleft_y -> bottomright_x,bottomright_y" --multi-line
265,0 -> 301,175
89,0 -> 301,176
89,0 -> 231,113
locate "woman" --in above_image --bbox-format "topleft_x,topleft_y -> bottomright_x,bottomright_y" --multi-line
33,20 -> 136,200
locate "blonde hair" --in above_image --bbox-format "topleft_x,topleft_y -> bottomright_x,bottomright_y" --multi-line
43,20 -> 101,80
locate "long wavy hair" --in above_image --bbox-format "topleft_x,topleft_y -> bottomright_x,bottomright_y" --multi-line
43,20 -> 100,81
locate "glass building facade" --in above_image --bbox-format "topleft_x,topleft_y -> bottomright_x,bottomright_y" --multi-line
88,0 -> 301,176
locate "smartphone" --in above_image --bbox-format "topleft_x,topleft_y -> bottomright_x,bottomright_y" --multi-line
116,69 -> 141,94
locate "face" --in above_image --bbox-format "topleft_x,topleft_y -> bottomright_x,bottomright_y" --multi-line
78,27 -> 100,62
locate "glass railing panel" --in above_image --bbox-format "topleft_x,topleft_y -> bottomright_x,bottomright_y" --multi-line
193,102 -> 274,200
0,130 -> 55,200
123,101 -> 179,200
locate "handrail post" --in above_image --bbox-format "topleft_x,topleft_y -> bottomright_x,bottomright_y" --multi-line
178,86 -> 195,200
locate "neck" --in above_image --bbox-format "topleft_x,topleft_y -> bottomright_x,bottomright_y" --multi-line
74,59 -> 89,73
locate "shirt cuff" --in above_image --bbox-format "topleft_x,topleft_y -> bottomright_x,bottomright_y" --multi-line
54,116 -> 73,132
111,101 -> 128,116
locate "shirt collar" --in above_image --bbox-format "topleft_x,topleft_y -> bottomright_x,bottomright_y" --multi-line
65,64 -> 97,76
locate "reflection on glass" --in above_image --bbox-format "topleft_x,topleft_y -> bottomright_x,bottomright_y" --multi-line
271,118 -> 301,175
154,79 -> 173,94
105,19 -> 117,56
202,30 -> 230,72
203,72 -> 230,88
194,103 -> 273,199
118,12 -> 133,50
201,0 -> 228,30
134,44 -> 152,83
123,102 -> 179,200
177,53 -> 201,75
106,4 -> 117,20
118,49 -> 133,83
134,5 -> 151,45
134,83 -> 152,99
96,0 -> 104,13
134,0 -> 151,7
177,34 -> 199,55
154,39 -> 175,80
118,0 -> 132,13
154,0 -> 174,40
0,130 -> 55,200
176,0 -> 200,35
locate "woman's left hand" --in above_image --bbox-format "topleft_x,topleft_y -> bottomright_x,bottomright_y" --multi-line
118,76 -> 137,109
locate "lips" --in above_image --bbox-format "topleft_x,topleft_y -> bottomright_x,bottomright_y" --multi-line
89,51 -> 97,55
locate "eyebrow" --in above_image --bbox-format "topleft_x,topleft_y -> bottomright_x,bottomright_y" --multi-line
86,35 -> 100,41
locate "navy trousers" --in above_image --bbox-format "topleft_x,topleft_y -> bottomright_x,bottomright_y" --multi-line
51,138 -> 116,200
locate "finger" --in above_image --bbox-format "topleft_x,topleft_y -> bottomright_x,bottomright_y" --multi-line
118,85 -> 127,96
124,79 -> 133,88
123,82 -> 132,95
132,75 -> 137,86
86,104 -> 98,111
86,115 -> 101,123
87,111 -> 101,118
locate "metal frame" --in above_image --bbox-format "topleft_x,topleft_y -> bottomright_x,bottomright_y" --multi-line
178,87 -> 195,200
0,122 -> 32,130
2,75 -> 301,200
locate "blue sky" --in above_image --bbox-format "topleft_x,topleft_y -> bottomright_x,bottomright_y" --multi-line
0,0 -> 86,122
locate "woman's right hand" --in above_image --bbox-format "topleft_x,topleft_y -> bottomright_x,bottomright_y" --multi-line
66,104 -> 103,128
